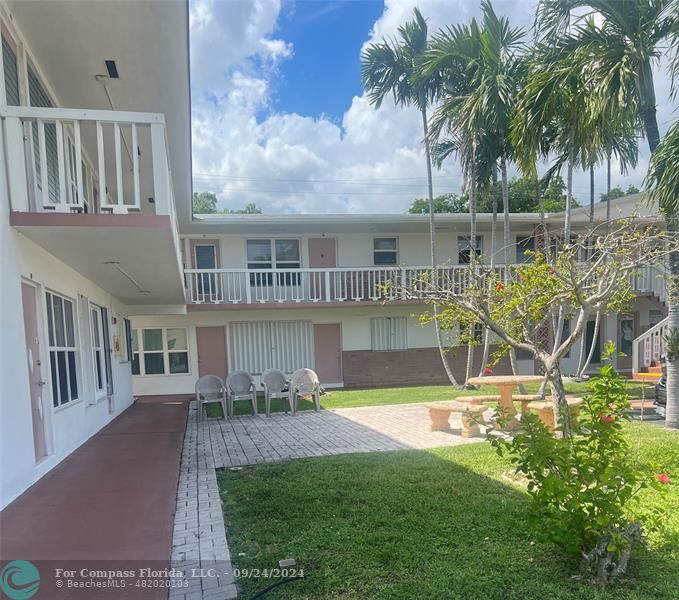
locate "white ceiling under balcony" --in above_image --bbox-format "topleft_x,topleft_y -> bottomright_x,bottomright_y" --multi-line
6,0 -> 192,225
12,213 -> 187,307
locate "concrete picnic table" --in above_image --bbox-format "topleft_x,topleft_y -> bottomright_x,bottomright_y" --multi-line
466,375 -> 545,425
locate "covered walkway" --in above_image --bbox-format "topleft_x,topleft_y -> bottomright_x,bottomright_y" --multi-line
0,398 -> 188,599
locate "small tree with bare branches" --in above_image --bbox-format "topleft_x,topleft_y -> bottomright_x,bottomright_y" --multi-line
397,219 -> 677,437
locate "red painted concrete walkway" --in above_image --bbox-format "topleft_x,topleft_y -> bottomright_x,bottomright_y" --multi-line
0,398 -> 188,599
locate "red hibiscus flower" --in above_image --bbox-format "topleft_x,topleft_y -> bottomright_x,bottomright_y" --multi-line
496,283 -> 505,292
600,414 -> 616,424
656,473 -> 672,484
484,367 -> 493,376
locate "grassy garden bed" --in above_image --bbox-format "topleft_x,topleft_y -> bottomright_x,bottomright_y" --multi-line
218,423 -> 678,599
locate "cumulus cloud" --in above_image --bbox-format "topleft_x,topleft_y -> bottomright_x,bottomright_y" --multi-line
190,0 -> 675,214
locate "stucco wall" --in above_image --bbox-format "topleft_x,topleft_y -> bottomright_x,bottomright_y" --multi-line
1,227 -> 135,509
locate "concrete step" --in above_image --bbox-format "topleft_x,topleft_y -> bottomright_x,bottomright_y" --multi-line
632,372 -> 662,383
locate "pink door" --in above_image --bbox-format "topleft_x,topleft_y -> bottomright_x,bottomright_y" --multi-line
21,282 -> 48,462
308,238 -> 336,300
313,323 -> 342,384
196,326 -> 228,380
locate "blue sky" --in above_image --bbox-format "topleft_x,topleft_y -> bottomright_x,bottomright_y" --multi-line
189,0 -> 664,214
274,1 -> 383,120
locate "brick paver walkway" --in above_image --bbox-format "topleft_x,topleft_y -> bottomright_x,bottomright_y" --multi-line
169,401 -> 489,599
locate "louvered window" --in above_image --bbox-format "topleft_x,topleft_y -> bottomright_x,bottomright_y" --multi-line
371,317 -> 407,351
28,63 -> 60,203
229,321 -> 313,375
2,33 -> 19,105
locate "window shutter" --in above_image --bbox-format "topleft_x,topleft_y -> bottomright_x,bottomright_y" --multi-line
2,35 -> 19,106
77,295 -> 95,404
100,307 -> 114,396
28,64 -> 60,203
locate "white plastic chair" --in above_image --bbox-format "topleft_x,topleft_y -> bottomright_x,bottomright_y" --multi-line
226,370 -> 257,416
195,375 -> 227,420
290,368 -> 321,414
261,369 -> 292,416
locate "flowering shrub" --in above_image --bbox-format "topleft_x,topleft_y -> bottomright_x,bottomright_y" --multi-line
490,343 -> 670,584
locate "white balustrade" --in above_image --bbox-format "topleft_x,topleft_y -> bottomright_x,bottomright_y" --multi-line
1,106 -> 172,216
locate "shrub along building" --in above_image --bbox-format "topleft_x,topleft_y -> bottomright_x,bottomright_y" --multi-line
0,0 -> 667,511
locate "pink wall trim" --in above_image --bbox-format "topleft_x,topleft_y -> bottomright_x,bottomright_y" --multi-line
10,212 -> 172,229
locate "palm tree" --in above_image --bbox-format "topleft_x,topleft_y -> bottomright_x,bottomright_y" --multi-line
422,0 -> 525,383
535,0 -> 676,154
646,124 -> 679,429
361,8 -> 460,388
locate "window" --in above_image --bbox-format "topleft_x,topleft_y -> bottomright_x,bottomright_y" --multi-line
90,305 -> 107,396
457,236 -> 483,264
131,328 -> 189,376
516,235 -> 535,264
373,238 -> 398,266
28,62 -> 59,204
561,319 -> 572,359
2,33 -> 19,105
46,292 -> 79,407
247,239 -> 301,285
619,317 -> 635,357
371,317 -> 407,351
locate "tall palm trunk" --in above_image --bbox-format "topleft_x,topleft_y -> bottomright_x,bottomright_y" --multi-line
464,143 -> 478,385
421,107 -> 459,388
499,153 -> 523,387
666,215 -> 679,429
606,154 -> 611,224
577,164 -> 597,376
479,168 -> 498,375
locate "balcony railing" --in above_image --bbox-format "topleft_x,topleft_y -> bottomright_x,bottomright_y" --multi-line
1,106 -> 174,218
185,265 -> 510,305
185,263 -> 669,307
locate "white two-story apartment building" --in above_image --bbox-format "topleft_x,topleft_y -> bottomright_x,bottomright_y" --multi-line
0,0 -> 667,512
0,0 -> 191,508
130,196 -> 666,398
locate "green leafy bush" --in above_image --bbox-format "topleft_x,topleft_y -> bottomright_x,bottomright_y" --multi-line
490,343 -> 670,583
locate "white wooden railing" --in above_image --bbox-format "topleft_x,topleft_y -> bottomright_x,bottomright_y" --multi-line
632,317 -> 669,376
186,262 -> 669,307
184,265 -> 509,305
630,264 -> 667,304
1,106 -> 173,216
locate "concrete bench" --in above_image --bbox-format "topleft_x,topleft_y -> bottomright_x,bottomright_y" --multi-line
424,402 -> 486,438
526,397 -> 583,431
460,394 -> 542,416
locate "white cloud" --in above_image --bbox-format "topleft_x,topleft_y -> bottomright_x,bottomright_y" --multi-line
190,0 -> 676,214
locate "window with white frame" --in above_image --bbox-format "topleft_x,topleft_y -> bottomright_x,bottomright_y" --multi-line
247,239 -> 300,269
516,235 -> 535,263
457,236 -> 483,264
131,328 -> 189,376
46,291 -> 79,407
371,317 -> 407,351
247,239 -> 301,285
90,305 -> 108,396
373,238 -> 398,266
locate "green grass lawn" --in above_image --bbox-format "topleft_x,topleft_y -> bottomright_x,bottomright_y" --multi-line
206,380 -> 655,417
218,423 -> 678,599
